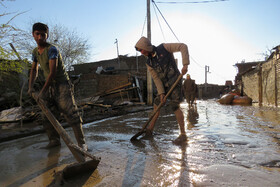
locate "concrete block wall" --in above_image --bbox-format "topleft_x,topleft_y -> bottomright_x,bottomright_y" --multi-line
242,69 -> 259,102
241,57 -> 280,107
277,60 -> 280,107
197,84 -> 224,99
262,60 -> 276,106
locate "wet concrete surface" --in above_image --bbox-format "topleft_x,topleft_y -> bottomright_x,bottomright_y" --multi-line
0,100 -> 280,186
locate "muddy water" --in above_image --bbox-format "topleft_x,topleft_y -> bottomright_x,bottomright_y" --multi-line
0,100 -> 280,186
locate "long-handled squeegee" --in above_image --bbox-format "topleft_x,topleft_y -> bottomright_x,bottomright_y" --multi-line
32,92 -> 100,180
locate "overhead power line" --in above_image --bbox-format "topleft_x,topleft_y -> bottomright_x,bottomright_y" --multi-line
156,0 -> 229,4
152,2 -> 166,41
151,0 -> 229,82
152,0 -> 205,69
141,15 -> 147,36
190,56 -> 204,69
151,0 -> 180,42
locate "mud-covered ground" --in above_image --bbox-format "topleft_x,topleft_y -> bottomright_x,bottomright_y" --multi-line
0,100 -> 280,187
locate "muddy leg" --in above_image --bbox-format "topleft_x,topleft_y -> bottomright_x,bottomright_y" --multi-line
42,121 -> 61,148
58,83 -> 87,151
173,108 -> 187,145
174,108 -> 186,135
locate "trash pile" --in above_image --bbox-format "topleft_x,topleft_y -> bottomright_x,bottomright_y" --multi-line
77,78 -> 147,123
0,76 -> 148,131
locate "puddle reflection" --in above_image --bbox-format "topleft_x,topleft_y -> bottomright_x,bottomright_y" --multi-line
186,105 -> 199,129
1,100 -> 280,186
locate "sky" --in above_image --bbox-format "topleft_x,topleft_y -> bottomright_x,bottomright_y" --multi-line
2,0 -> 280,85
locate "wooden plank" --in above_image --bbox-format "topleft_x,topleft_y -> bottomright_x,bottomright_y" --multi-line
100,87 -> 138,97
32,93 -> 86,162
94,82 -> 132,97
85,103 -> 112,108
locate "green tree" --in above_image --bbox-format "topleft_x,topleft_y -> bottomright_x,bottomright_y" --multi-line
19,23 -> 91,71
0,0 -> 28,73
0,1 -> 30,110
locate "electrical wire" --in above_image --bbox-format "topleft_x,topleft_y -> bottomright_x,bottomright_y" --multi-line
190,56 -> 204,69
141,15 -> 147,36
151,0 -> 180,42
152,2 -> 166,41
151,0 -> 229,83
152,0 -> 205,70
152,0 -> 204,69
156,0 -> 229,4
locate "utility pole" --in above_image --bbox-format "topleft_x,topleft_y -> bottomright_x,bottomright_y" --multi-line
115,38 -> 120,68
204,65 -> 210,93
147,0 -> 153,105
205,65 -> 210,84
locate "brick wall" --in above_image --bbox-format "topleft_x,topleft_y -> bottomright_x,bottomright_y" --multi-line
74,73 -> 131,100
74,74 -> 98,100
96,74 -> 130,92
72,55 -> 147,75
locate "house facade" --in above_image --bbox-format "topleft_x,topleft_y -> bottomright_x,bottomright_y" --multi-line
237,45 -> 280,107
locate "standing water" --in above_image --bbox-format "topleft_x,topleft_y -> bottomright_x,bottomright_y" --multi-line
0,100 -> 279,186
